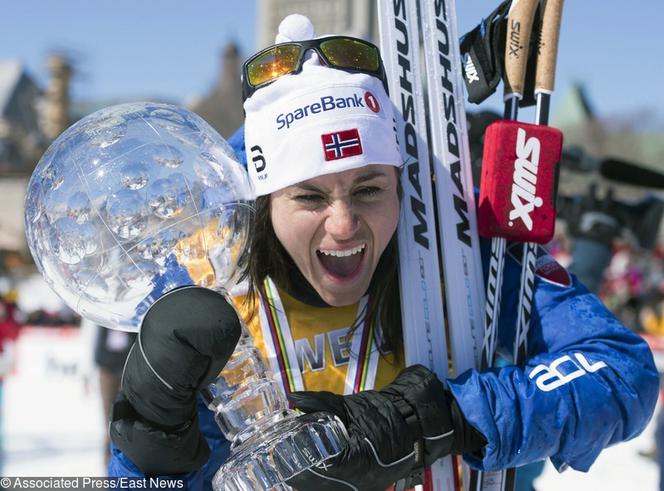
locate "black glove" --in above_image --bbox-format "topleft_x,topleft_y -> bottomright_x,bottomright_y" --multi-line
109,286 -> 241,475
286,365 -> 485,491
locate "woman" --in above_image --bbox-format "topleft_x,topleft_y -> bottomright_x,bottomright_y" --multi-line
109,15 -> 658,491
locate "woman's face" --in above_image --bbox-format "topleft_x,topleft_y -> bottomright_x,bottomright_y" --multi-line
270,165 -> 399,307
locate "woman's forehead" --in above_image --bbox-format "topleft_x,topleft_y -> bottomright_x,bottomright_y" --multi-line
294,164 -> 395,190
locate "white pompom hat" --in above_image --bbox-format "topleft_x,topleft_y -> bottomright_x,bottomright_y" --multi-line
244,14 -> 401,197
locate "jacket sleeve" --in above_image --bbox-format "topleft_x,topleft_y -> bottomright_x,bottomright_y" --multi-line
447,239 -> 659,472
108,397 -> 232,490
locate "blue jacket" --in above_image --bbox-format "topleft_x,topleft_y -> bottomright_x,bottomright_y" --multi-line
109,126 -> 658,486
448,241 -> 658,472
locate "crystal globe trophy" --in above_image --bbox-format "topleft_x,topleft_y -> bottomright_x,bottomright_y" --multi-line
206,333 -> 348,491
24,102 -> 253,330
24,102 -> 347,491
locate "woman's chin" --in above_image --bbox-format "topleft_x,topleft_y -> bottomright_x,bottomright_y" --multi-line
312,272 -> 372,307
317,288 -> 365,307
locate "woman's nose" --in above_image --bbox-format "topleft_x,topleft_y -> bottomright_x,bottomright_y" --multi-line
325,201 -> 358,239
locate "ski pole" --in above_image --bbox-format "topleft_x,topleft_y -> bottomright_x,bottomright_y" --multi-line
534,0 -> 564,126
474,1 -> 540,490
513,0 -> 565,360
503,0 -> 540,121
507,1 -> 565,489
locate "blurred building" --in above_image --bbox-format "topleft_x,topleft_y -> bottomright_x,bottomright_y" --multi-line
0,61 -> 44,175
189,43 -> 244,138
0,177 -> 29,253
0,56 -> 76,260
256,0 -> 377,48
0,61 -> 44,265
42,55 -> 72,141
554,83 -> 664,172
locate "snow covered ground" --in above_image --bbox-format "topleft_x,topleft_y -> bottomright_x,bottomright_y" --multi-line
3,326 -> 107,476
1,326 -> 660,489
535,408 -> 659,490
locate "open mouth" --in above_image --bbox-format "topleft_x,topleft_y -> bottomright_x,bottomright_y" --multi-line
316,244 -> 366,279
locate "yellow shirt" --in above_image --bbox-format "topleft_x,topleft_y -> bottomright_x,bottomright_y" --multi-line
232,284 -> 405,393
174,224 -> 404,392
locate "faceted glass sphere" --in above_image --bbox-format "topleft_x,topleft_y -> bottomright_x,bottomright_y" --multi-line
25,102 -> 254,331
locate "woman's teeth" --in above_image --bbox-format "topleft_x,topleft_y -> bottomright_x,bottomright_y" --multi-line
318,244 -> 365,257
317,244 -> 366,278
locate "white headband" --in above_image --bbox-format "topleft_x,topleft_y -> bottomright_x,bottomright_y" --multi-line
244,15 -> 401,197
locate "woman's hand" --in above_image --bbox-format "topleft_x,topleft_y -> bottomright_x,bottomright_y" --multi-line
110,286 -> 241,475
286,365 -> 486,490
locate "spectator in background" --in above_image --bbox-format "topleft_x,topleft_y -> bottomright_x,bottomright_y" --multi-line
638,290 -> 664,491
91,320 -> 136,467
640,295 -> 664,337
0,289 -> 22,469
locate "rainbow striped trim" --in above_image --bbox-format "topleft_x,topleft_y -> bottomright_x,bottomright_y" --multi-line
257,277 -> 379,396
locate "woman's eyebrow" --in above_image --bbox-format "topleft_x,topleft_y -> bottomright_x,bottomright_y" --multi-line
293,183 -> 325,193
292,171 -> 388,194
354,171 -> 388,184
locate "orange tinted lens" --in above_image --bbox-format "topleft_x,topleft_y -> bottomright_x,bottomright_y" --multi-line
320,39 -> 380,71
247,44 -> 302,87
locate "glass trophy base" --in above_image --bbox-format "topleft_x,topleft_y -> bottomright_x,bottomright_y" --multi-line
213,410 -> 348,491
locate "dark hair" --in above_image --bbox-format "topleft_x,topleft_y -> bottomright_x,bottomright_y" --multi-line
242,194 -> 403,356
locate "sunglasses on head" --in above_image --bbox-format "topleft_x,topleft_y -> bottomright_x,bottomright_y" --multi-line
242,36 -> 388,101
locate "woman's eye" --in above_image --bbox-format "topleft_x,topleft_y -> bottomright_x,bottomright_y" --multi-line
354,186 -> 381,198
295,194 -> 325,203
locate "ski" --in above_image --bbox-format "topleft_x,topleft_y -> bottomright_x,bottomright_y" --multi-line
377,1 -> 457,488
418,0 -> 485,388
378,0 -> 487,489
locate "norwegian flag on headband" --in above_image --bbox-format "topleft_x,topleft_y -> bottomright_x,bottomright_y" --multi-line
321,129 -> 363,161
